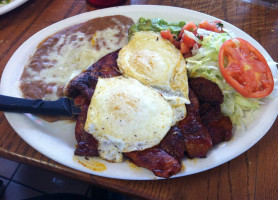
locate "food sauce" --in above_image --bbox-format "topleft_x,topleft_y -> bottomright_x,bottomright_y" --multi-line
73,156 -> 107,172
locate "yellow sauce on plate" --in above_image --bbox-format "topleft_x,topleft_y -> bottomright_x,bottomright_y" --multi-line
73,156 -> 107,172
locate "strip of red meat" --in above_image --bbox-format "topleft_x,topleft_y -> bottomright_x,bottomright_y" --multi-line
189,77 -> 224,105
124,116 -> 186,178
124,148 -> 182,178
189,77 -> 233,145
205,116 -> 233,145
178,88 -> 212,158
160,126 -> 186,160
74,103 -> 99,157
199,102 -> 232,145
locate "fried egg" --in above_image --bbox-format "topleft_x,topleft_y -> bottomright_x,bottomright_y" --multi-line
117,31 -> 190,123
84,77 -> 174,162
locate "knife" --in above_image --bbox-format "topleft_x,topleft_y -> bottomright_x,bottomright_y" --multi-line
0,95 -> 80,116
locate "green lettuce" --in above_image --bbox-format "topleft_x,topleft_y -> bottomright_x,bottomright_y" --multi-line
186,32 -> 260,125
128,17 -> 186,39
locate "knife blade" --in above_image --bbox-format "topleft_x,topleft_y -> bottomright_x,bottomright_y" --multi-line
0,95 -> 80,116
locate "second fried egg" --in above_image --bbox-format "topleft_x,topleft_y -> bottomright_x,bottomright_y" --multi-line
117,31 -> 189,103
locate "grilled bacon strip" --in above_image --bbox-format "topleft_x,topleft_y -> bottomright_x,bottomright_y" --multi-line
189,77 -> 233,145
160,127 -> 186,160
178,89 -> 212,158
205,116 -> 233,145
74,103 -> 99,157
189,77 -> 224,105
124,148 -> 182,178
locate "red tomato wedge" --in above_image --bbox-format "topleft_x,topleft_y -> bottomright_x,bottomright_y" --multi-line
199,20 -> 222,33
219,38 -> 274,98
180,33 -> 196,55
160,29 -> 180,48
178,22 -> 198,38
161,21 -> 224,58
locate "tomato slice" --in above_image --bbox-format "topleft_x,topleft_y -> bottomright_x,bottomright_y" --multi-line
219,38 -> 274,98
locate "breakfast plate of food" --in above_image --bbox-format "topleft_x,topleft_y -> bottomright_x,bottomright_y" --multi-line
0,0 -> 28,15
1,5 -> 277,180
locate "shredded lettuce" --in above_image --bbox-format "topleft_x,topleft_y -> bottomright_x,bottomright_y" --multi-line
186,32 -> 260,125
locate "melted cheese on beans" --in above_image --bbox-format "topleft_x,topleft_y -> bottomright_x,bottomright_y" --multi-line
20,15 -> 134,101
24,28 -> 128,100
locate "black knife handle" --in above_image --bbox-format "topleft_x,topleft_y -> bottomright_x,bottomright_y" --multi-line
0,95 -> 72,116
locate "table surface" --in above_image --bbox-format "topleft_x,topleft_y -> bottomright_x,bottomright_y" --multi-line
0,0 -> 278,199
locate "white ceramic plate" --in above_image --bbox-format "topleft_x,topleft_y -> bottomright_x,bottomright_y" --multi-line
0,0 -> 28,15
1,5 -> 278,180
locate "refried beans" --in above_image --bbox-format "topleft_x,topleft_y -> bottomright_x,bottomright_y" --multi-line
20,15 -> 134,100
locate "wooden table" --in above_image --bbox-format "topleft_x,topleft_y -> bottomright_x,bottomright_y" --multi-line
0,0 -> 277,199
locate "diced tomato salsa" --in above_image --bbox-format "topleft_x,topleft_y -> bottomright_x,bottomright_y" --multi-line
160,20 -> 224,58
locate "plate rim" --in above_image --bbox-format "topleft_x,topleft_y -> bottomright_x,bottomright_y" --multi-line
0,0 -> 28,15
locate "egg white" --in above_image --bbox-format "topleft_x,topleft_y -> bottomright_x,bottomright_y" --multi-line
84,77 -> 174,162
117,32 -> 189,101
